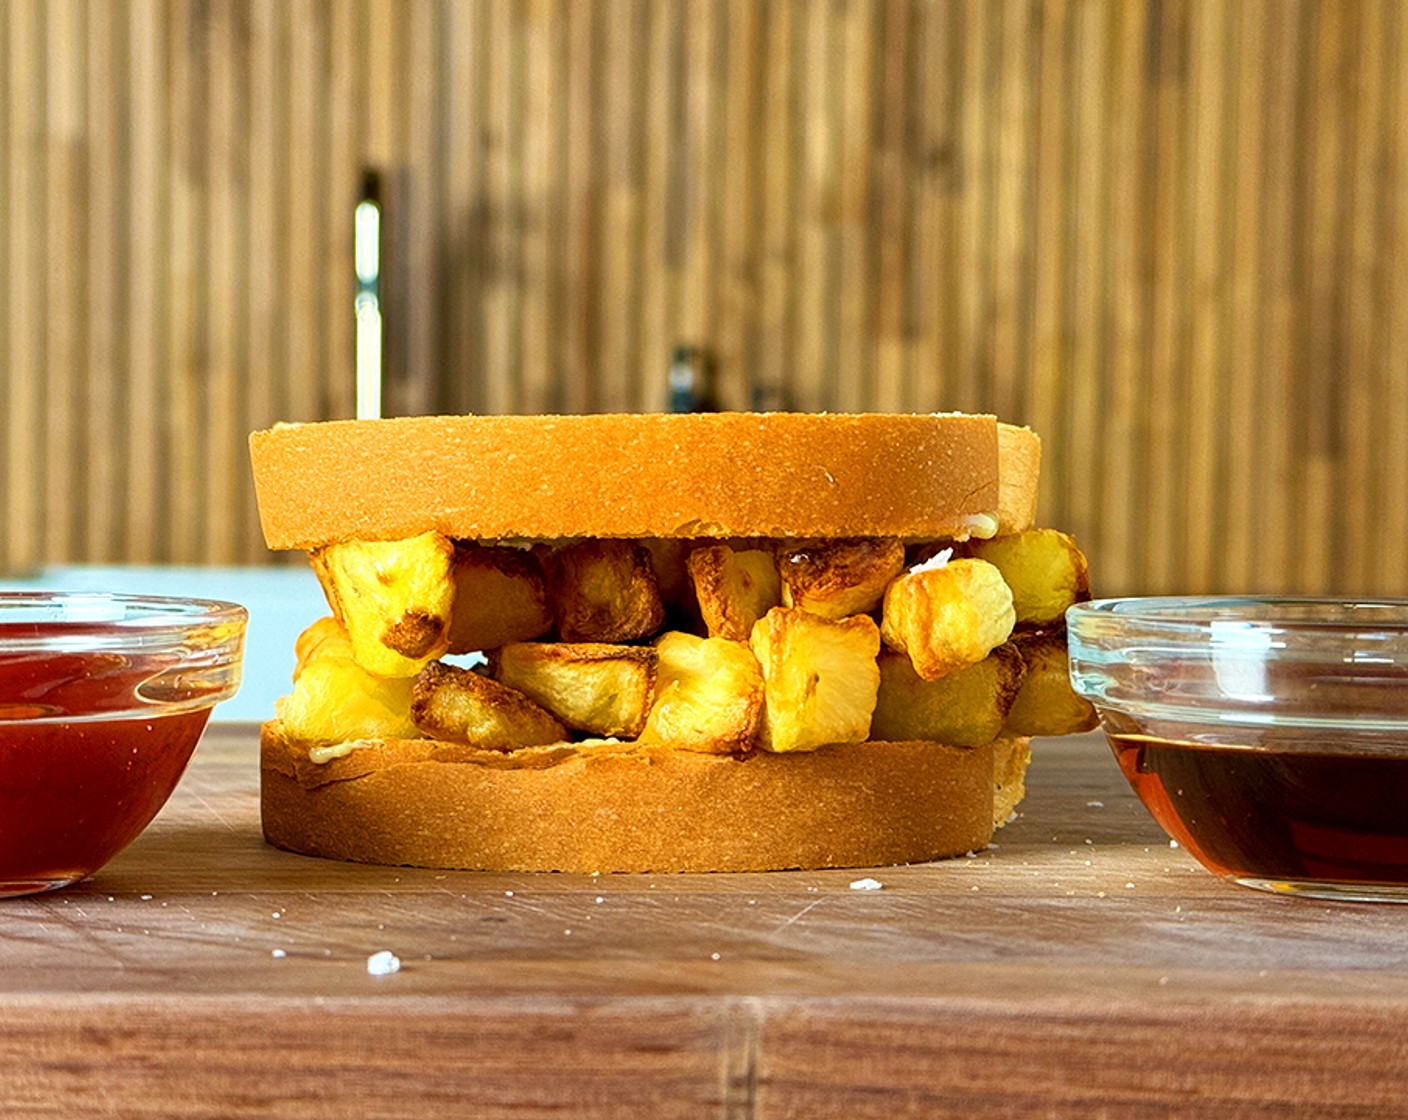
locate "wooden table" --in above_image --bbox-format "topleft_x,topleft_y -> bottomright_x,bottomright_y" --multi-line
2,726 -> 1406,1118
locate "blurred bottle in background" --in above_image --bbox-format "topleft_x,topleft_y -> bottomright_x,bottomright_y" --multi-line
667,346 -> 716,413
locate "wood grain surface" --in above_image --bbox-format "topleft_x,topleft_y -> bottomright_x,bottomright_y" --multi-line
1,726 -> 1406,1118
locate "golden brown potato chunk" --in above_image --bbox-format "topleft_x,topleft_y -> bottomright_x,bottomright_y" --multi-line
870,644 -> 1026,747
749,607 -> 881,754
880,557 -> 1015,681
446,544 -> 553,654
779,537 -> 905,620
638,631 -> 764,753
277,618 -> 418,745
311,531 -> 454,678
410,661 -> 566,750
490,642 -> 657,738
960,529 -> 1090,627
688,543 -> 781,641
641,538 -> 695,611
1004,632 -> 1098,736
294,616 -> 348,676
546,539 -> 666,643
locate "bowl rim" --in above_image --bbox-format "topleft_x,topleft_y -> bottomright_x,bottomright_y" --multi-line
0,592 -> 248,719
1068,595 -> 1408,637
0,592 -> 248,651
1067,595 -> 1408,733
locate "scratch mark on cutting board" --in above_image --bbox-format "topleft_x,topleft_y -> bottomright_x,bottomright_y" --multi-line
772,899 -> 823,933
188,790 -> 235,830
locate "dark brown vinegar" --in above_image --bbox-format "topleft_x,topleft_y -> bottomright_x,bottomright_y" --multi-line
1109,734 -> 1408,886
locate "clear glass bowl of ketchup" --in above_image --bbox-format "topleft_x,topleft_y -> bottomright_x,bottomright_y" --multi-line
0,592 -> 246,898
1068,597 -> 1408,902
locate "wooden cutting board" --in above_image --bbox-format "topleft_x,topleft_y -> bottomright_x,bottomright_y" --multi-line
1,726 -> 1406,1118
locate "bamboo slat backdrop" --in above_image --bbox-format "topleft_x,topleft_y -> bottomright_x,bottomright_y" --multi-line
3,0 -> 1408,596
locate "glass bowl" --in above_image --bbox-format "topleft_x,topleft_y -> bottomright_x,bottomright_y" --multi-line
1067,597 -> 1408,902
0,592 -> 246,898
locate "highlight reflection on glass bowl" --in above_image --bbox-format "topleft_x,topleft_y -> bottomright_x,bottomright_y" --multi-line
1067,597 -> 1408,903
0,593 -> 246,898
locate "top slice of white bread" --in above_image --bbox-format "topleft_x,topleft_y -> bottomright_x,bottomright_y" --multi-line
249,413 -> 1040,550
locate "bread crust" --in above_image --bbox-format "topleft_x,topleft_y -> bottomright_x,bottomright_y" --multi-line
260,721 -> 1008,873
249,413 -> 1002,550
997,423 -> 1041,534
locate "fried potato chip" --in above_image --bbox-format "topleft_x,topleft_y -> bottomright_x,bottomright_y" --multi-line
447,543 -> 553,654
311,531 -> 454,678
411,661 -> 567,750
1004,631 -> 1098,736
638,631 -> 763,753
688,543 -> 781,641
961,529 -> 1090,627
871,644 -> 1026,748
294,616 -> 350,677
547,539 -> 666,643
490,641 -> 657,738
641,538 -> 695,612
880,557 -> 1015,680
779,537 -> 905,620
749,607 -> 880,753
277,618 -> 419,745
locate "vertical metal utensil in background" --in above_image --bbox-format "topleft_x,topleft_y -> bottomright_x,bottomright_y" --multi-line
354,170 -> 383,420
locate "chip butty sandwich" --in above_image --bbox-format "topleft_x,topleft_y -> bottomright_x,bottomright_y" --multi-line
249,413 -> 1094,872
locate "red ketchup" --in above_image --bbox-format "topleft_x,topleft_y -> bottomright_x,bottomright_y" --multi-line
0,632 -> 210,896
